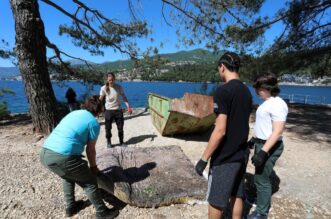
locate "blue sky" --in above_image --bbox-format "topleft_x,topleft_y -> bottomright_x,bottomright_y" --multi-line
0,0 -> 285,67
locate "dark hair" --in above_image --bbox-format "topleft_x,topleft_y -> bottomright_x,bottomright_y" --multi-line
218,52 -> 240,72
105,72 -> 115,93
253,73 -> 280,97
65,87 -> 76,99
81,95 -> 103,116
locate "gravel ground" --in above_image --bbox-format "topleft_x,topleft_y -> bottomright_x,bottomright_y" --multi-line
0,106 -> 330,219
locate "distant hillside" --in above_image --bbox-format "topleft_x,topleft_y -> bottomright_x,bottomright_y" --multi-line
160,49 -> 219,62
97,49 -> 218,71
65,59 -> 96,66
96,59 -> 134,71
0,67 -> 20,78
0,49 -> 219,78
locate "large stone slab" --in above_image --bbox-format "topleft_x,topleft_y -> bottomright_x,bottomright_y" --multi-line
96,146 -> 207,207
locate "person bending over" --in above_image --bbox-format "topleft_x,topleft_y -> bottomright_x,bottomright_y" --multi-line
40,95 -> 119,219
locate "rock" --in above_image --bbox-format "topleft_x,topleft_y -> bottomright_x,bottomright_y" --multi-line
96,146 -> 207,207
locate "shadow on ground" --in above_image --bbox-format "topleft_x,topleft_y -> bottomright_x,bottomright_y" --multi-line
98,162 -> 157,209
102,162 -> 157,184
126,134 -> 157,145
0,114 -> 32,126
243,171 -> 281,217
286,104 -> 331,144
98,108 -> 149,126
250,104 -> 331,145
171,126 -> 214,142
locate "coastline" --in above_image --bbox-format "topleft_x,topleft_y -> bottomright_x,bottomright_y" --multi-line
1,78 -> 330,87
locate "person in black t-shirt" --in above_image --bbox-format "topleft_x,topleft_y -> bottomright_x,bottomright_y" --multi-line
195,52 -> 252,219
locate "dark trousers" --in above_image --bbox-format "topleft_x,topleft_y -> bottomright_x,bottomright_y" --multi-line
105,109 -> 124,144
40,148 -> 107,213
254,141 -> 284,216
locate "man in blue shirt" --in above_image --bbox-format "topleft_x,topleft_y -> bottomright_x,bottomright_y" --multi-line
40,96 -> 119,219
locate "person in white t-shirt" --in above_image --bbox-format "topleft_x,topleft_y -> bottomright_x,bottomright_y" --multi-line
247,73 -> 288,219
99,73 -> 132,148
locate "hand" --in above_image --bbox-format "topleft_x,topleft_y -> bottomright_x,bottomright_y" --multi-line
251,150 -> 268,168
127,107 -> 132,114
90,165 -> 100,176
247,137 -> 256,149
195,159 -> 208,176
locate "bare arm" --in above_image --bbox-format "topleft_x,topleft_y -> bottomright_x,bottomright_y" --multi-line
262,121 -> 285,153
99,90 -> 105,101
86,140 -> 97,167
201,114 -> 227,161
121,92 -> 130,109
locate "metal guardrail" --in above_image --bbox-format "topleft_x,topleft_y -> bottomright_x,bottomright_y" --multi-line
280,93 -> 327,105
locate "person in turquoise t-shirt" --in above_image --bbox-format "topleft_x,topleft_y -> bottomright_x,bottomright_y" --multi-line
40,96 -> 119,219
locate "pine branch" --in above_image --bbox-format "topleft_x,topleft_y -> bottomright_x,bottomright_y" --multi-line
40,0 -> 136,57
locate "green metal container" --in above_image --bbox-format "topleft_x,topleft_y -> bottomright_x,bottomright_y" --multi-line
148,93 -> 216,136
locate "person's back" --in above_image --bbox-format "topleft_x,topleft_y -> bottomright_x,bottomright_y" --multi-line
40,96 -> 119,218
211,79 -> 252,166
43,109 -> 100,155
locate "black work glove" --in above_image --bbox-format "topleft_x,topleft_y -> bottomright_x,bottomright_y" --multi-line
251,150 -> 268,168
195,159 -> 208,176
247,137 -> 256,149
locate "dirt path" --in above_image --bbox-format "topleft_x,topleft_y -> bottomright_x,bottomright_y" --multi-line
0,105 -> 330,218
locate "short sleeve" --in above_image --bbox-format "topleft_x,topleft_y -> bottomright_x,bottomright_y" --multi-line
99,86 -> 105,96
214,87 -> 231,115
270,100 -> 288,122
88,121 -> 100,141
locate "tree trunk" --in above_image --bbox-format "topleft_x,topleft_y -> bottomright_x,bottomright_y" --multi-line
10,0 -> 58,134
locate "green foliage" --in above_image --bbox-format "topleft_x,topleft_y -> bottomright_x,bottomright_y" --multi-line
64,48 -> 328,83
0,39 -> 15,59
0,88 -> 15,96
57,3 -> 149,58
151,62 -> 219,82
0,102 -> 9,118
0,88 -> 15,118
242,47 -> 331,79
143,186 -> 158,198
161,0 -> 330,78
272,0 -> 330,53
162,0 -> 268,52
159,49 -> 219,62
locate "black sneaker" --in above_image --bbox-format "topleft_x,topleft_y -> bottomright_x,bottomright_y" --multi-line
96,208 -> 119,219
107,140 -> 112,148
65,200 -> 85,217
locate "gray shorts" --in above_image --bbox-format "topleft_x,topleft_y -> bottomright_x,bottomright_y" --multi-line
207,162 -> 245,209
